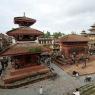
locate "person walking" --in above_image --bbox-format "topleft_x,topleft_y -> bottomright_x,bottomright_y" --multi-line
39,86 -> 43,95
73,88 -> 80,95
75,72 -> 79,79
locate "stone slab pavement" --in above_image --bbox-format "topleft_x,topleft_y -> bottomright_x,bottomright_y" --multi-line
0,63 -> 95,95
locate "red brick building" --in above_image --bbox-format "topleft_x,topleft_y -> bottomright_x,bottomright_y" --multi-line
59,34 -> 89,57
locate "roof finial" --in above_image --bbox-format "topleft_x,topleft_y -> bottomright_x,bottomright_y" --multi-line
23,12 -> 26,17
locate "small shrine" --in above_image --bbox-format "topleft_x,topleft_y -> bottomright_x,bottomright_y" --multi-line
0,14 -> 52,86
80,30 -> 87,37
59,34 -> 89,57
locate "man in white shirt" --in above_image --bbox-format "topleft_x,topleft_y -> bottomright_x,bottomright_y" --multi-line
73,88 -> 80,95
39,86 -> 43,95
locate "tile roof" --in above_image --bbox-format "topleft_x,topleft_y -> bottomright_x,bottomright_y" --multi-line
7,27 -> 43,36
89,28 -> 95,31
59,34 -> 89,42
14,17 -> 36,26
0,42 -> 51,56
14,17 -> 36,22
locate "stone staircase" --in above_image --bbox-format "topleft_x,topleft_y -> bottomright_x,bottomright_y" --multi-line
55,57 -> 67,65
79,83 -> 95,95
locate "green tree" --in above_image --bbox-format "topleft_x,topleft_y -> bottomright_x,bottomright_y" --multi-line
44,31 -> 51,38
53,32 -> 63,39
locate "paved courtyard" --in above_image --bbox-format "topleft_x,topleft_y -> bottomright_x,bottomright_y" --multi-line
0,62 -> 94,95
63,56 -> 95,76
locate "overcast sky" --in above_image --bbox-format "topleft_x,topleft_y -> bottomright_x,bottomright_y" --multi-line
0,0 -> 95,34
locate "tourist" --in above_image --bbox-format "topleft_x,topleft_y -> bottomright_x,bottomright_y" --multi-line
84,76 -> 92,82
39,86 -> 43,95
75,72 -> 79,78
73,88 -> 80,95
72,71 -> 79,78
72,71 -> 77,76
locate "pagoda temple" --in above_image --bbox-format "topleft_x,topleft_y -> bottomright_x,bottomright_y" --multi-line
0,14 -> 51,86
87,23 -> 95,50
88,23 -> 95,40
80,30 -> 87,37
59,34 -> 89,57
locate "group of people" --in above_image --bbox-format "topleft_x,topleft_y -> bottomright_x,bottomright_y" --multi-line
40,53 -> 52,66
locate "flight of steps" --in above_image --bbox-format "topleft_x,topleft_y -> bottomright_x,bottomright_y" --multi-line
79,83 -> 95,95
4,65 -> 50,83
55,57 -> 67,65
0,65 -> 54,88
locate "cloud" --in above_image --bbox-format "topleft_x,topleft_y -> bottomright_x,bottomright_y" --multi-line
0,0 -> 95,34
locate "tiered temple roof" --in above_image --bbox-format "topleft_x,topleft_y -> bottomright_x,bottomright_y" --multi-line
80,30 -> 87,35
59,34 -> 89,42
89,23 -> 95,34
7,27 -> 43,36
14,16 -> 36,27
7,15 -> 43,37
